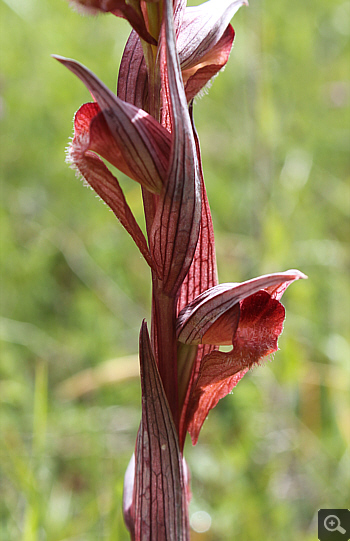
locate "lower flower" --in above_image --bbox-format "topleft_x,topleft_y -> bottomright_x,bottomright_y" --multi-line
176,270 -> 307,443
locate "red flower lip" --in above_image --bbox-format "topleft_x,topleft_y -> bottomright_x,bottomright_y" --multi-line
176,270 -> 307,444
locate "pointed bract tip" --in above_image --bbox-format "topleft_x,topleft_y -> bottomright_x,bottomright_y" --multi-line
52,54 -> 73,67
285,269 -> 308,280
51,54 -> 65,61
140,319 -> 147,333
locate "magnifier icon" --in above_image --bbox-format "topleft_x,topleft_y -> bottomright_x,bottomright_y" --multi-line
324,515 -> 346,534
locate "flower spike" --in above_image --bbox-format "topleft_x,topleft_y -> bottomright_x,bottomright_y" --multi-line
58,1 -> 308,536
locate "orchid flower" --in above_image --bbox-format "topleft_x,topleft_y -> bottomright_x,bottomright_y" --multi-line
56,0 -> 306,538
176,270 -> 307,445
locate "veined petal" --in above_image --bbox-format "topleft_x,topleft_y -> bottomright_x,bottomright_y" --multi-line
117,30 -> 149,109
186,290 -> 287,444
118,18 -> 235,110
177,104 -> 218,314
174,0 -> 187,32
68,0 -> 157,45
54,55 -> 171,194
73,102 -> 137,180
181,25 -> 235,102
130,321 -> 189,540
177,270 -> 307,345
67,118 -> 156,270
188,361 -> 248,445
177,0 -> 247,70
149,0 -> 201,295
182,271 -> 307,444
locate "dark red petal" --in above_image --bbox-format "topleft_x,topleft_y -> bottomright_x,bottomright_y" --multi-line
74,102 -> 137,181
178,0 -> 246,69
182,25 -> 235,102
201,303 -> 240,345
73,101 -> 100,133
187,291 -> 286,444
189,363 -> 248,445
177,270 -> 306,345
54,56 -> 171,193
131,321 -> 190,540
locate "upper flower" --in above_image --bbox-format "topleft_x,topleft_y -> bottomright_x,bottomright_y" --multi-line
118,0 -> 248,108
55,0 -> 246,296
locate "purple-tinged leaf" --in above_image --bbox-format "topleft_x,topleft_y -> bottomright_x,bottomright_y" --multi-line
129,321 -> 189,540
54,55 -> 171,194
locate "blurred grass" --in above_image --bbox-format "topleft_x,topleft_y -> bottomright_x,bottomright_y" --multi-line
1,0 -> 349,539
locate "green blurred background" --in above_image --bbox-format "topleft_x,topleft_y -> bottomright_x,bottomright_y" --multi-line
1,0 -> 349,539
